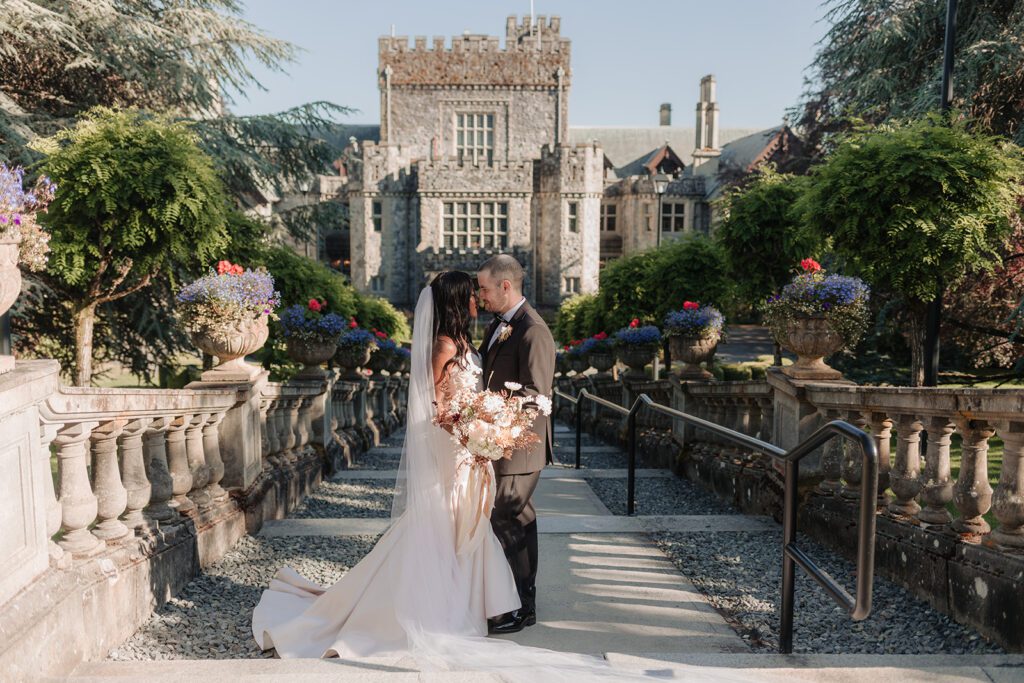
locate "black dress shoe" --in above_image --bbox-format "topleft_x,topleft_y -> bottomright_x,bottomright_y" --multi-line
488,609 -> 533,634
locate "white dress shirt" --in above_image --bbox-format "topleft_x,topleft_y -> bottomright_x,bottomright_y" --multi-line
487,297 -> 526,350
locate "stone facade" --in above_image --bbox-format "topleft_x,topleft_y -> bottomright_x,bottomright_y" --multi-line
343,16 -> 602,307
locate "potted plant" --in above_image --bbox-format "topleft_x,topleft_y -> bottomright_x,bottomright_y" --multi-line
394,346 -> 411,374
335,319 -> 377,380
762,258 -> 870,379
176,260 -> 280,381
664,301 -> 724,380
368,332 -> 397,375
612,319 -> 662,378
279,299 -> 346,379
581,331 -> 615,374
0,165 -> 56,373
563,339 -> 587,374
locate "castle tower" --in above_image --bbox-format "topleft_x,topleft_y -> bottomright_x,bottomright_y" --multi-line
692,75 -> 721,175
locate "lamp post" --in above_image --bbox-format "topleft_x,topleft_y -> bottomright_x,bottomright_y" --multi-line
651,172 -> 671,377
924,0 -> 957,387
298,178 -> 314,260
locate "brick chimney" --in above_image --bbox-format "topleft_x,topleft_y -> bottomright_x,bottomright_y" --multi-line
659,103 -> 671,126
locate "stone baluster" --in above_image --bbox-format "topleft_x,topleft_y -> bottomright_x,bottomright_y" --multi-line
118,417 -> 154,533
89,419 -> 130,542
746,398 -> 762,440
259,397 -> 274,467
166,414 -> 196,515
952,418 -> 995,535
270,399 -> 286,466
40,423 -> 65,564
869,412 -> 893,506
142,417 -> 176,524
328,388 -> 341,444
298,395 -> 314,454
991,421 -> 1024,547
817,408 -> 844,495
185,412 -> 212,509
840,411 -> 868,499
888,415 -> 924,516
919,416 -> 955,525
756,397 -> 773,444
285,396 -> 301,462
53,421 -> 104,556
202,412 -> 229,503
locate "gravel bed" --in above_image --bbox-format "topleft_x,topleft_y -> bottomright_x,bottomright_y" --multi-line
653,530 -> 1005,655
107,534 -> 379,660
587,476 -> 738,516
290,480 -> 394,518
344,450 -> 403,471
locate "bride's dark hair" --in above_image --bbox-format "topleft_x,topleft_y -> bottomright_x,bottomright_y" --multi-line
430,270 -> 475,377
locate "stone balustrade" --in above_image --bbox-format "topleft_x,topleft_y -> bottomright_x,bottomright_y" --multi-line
555,364 -> 1024,650
0,360 -> 407,679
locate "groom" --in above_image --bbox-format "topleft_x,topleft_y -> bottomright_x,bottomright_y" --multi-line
476,254 -> 556,635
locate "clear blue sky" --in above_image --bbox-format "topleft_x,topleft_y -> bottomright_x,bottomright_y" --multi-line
233,0 -> 830,129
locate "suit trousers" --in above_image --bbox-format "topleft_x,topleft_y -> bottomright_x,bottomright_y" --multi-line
490,469 -> 542,610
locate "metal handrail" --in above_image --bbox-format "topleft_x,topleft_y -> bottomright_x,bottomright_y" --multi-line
552,385 -> 878,654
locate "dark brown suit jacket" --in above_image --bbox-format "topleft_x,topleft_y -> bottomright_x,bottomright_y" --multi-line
480,301 -> 556,475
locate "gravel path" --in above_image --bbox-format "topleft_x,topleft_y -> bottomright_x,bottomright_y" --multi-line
107,534 -> 379,661
586,476 -> 738,516
290,480 -> 394,518
653,530 -> 1005,655
344,450 -> 403,470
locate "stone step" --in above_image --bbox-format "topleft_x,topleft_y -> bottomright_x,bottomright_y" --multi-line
258,514 -> 775,538
70,653 -> 1024,681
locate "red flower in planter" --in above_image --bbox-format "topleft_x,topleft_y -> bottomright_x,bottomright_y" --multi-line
349,317 -> 359,329
216,260 -> 234,275
308,298 -> 322,312
800,258 -> 821,273
594,331 -> 608,340
375,330 -> 388,339
683,301 -> 699,310
629,318 -> 639,328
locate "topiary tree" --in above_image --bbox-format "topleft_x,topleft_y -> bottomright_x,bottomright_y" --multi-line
797,115 -> 1024,385
716,167 -> 821,363
34,107 -> 229,385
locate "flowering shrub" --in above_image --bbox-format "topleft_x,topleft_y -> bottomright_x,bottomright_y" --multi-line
664,301 -> 724,340
337,327 -> 376,350
579,331 -> 614,355
1,164 -> 57,271
613,324 -> 662,348
762,259 -> 870,346
278,300 -> 346,343
176,261 -> 280,331
562,338 -> 586,357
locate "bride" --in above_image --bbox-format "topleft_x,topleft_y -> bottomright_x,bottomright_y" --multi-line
252,271 -> 520,658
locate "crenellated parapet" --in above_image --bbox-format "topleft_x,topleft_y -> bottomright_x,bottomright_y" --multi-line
378,16 -> 570,88
539,142 -> 605,195
416,157 -> 535,196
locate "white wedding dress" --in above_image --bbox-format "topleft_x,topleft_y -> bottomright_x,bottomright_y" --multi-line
251,302 -> 519,659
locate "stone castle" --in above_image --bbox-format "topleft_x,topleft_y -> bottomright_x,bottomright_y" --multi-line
318,16 -> 798,307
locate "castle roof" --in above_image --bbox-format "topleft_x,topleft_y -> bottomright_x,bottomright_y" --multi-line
567,126 -> 762,177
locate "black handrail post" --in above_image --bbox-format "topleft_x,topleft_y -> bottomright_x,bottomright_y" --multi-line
626,404 -> 638,516
779,457 -> 799,654
574,390 -> 584,470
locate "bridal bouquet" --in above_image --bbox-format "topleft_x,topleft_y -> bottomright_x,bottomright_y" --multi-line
434,372 -> 552,461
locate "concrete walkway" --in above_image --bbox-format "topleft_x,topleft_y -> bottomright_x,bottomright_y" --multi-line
70,424 -> 1024,682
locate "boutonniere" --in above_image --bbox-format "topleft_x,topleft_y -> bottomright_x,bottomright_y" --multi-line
497,323 -> 514,344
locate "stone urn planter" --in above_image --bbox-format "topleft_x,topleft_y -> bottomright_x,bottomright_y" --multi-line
286,336 -> 338,379
777,316 -> 844,380
0,237 -> 21,374
616,345 -> 658,379
335,344 -> 374,380
669,334 -> 718,381
555,354 -> 569,376
386,352 -> 405,375
586,351 -> 615,375
190,316 -> 269,381
366,348 -> 391,376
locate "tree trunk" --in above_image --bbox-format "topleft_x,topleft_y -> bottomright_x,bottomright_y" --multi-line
906,308 -> 926,387
74,303 -> 98,386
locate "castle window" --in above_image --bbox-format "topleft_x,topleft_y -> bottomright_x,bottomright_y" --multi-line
563,277 -> 580,294
567,202 -> 578,233
661,201 -> 685,233
372,200 -> 383,232
442,201 -> 508,249
370,275 -> 385,293
601,203 -> 617,232
456,113 -> 494,165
